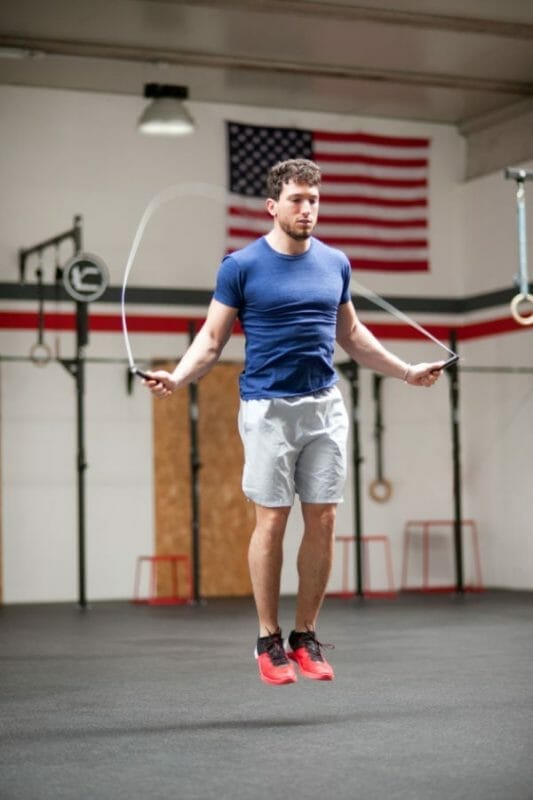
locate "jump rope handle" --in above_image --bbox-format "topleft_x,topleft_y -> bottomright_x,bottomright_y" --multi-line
438,354 -> 459,370
134,368 -> 151,380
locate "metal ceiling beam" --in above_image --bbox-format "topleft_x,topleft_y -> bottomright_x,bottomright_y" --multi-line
153,0 -> 533,40
2,35 -> 533,96
459,99 -> 533,180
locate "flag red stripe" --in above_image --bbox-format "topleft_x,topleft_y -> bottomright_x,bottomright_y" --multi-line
320,193 -> 427,208
228,226 -> 269,239
350,258 -> 429,271
316,152 -> 428,168
228,228 -> 427,248
321,235 -> 428,248
313,131 -> 430,148
319,215 -> 427,228
321,173 -> 427,188
229,206 -> 269,219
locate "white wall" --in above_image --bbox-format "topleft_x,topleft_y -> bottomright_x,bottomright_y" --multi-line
1,85 -> 531,602
461,338 -> 533,589
459,165 -> 533,591
463,162 -> 533,294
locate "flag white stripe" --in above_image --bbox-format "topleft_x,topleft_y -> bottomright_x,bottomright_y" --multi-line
227,193 -> 428,213
228,204 -> 427,223
313,141 -> 430,160
317,224 -> 427,240
341,246 -> 429,261
229,195 -> 428,223
317,202 -> 427,219
228,215 -> 426,240
320,182 -> 427,200
227,192 -> 264,203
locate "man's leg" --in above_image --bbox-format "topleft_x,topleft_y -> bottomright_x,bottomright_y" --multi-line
294,502 -> 337,631
249,504 -> 297,685
248,503 -> 291,636
287,502 -> 337,681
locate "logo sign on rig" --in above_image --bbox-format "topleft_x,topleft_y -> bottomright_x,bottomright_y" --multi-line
63,252 -> 109,303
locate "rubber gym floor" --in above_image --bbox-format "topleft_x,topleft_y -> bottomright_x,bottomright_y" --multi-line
1,591 -> 532,800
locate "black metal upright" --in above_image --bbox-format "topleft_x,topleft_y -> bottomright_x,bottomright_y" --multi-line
19,214 -> 92,609
337,361 -> 364,596
70,218 -> 90,608
187,321 -> 202,603
58,216 -> 90,608
74,301 -> 88,609
448,330 -> 464,593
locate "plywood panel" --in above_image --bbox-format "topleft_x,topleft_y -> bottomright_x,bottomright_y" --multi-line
153,364 -> 191,599
153,362 -> 254,598
0,366 -> 3,605
199,364 -> 254,597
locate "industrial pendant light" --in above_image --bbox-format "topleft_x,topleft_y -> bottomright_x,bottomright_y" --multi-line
138,83 -> 195,136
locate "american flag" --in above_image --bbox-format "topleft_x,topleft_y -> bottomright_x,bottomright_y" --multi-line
226,121 -> 430,271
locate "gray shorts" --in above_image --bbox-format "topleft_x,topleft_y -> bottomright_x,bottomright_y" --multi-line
237,385 -> 349,507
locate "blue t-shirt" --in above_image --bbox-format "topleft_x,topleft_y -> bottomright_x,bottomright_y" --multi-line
214,236 -> 351,399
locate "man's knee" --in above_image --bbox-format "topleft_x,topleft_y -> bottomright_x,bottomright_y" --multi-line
302,503 -> 337,536
254,504 -> 291,537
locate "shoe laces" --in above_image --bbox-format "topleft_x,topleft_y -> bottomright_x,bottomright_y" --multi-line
295,631 -> 334,662
264,633 -> 290,666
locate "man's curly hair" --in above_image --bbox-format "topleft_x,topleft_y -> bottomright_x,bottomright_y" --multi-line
266,159 -> 321,200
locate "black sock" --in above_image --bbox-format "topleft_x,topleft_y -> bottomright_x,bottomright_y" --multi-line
257,628 -> 281,643
289,629 -> 312,648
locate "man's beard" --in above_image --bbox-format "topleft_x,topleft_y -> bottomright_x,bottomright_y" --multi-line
279,219 -> 314,241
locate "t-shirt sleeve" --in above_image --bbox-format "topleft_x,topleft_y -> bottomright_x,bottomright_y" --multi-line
340,256 -> 351,304
213,255 -> 242,310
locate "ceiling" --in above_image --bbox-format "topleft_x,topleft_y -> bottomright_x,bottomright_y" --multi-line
2,0 -> 533,176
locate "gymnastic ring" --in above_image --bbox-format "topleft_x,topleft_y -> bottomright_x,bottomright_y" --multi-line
510,293 -> 533,326
369,478 -> 393,503
30,341 -> 53,366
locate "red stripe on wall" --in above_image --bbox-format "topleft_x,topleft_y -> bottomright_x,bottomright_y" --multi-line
366,316 -> 528,340
0,311 -> 203,333
0,311 -> 526,341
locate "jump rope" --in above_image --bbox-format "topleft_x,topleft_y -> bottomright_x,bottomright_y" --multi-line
121,182 -> 229,379
121,183 -> 459,376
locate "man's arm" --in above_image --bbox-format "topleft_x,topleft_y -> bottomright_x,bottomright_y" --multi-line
336,301 -> 446,387
143,299 -> 239,398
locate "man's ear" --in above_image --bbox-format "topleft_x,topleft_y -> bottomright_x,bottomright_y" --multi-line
265,197 -> 276,218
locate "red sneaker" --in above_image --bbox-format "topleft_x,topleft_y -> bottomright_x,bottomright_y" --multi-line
287,630 -> 335,681
255,632 -> 297,686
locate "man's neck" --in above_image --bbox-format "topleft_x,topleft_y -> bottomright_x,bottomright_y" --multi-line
265,229 -> 311,256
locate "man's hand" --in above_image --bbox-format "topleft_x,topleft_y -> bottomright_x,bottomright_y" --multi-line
141,370 -> 178,398
404,361 -> 447,387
